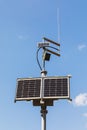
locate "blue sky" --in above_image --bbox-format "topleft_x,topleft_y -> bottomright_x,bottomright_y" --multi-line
0,0 -> 87,130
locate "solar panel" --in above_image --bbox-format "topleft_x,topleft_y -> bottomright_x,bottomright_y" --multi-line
43,76 -> 70,99
15,78 -> 41,101
15,76 -> 70,103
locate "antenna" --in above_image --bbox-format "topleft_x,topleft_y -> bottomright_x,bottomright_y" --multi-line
37,37 -> 60,72
14,37 -> 72,130
57,8 -> 61,43
43,37 -> 60,46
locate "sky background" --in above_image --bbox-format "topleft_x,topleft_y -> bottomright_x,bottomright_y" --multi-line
0,0 -> 87,130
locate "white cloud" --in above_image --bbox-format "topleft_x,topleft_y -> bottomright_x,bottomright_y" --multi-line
73,93 -> 87,106
78,44 -> 86,51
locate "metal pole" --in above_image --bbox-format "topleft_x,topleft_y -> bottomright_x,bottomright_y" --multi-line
40,68 -> 48,130
40,106 -> 48,130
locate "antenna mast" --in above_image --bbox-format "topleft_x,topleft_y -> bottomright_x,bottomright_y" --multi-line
57,8 -> 61,43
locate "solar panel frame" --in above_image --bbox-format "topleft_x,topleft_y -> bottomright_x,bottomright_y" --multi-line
43,76 -> 70,99
15,78 -> 41,102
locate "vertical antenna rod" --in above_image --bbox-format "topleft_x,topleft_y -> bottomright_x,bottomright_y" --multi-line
57,8 -> 61,43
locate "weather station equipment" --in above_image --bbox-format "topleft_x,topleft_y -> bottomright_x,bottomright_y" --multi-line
14,37 -> 72,130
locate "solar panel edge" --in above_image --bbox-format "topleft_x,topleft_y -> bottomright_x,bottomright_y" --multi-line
15,97 -> 41,101
43,76 -> 70,79
67,77 -> 70,99
43,96 -> 70,99
14,79 -> 19,102
17,77 -> 41,81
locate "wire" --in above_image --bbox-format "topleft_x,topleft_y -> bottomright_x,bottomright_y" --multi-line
36,47 -> 42,71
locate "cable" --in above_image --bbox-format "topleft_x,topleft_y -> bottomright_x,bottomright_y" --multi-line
36,47 -> 42,71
